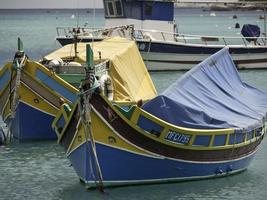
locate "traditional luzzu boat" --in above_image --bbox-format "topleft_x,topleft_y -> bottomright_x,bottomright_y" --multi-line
0,39 -> 79,141
0,37 -> 155,141
52,47 -> 267,189
56,0 -> 267,71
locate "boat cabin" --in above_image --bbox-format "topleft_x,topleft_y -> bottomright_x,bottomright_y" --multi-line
103,0 -> 175,38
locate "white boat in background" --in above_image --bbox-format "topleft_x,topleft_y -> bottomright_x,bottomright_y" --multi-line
56,0 -> 267,71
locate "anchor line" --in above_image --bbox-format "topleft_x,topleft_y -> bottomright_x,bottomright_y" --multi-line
78,95 -> 96,183
9,69 -> 13,111
6,68 -> 14,143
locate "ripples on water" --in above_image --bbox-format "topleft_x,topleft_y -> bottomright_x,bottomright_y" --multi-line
1,140 -> 267,200
0,8 -> 267,200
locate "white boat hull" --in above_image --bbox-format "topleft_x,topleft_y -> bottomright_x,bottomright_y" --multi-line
141,51 -> 267,71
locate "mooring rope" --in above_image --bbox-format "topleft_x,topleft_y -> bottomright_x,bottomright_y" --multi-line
79,81 -> 104,192
6,53 -> 26,143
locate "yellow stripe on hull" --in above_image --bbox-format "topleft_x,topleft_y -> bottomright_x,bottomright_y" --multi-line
67,107 -> 157,157
19,82 -> 58,116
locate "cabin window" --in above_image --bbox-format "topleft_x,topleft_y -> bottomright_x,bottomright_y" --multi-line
104,2 -> 108,16
213,134 -> 227,146
108,2 -> 115,15
115,0 -> 122,15
104,0 -> 123,17
144,2 -> 153,16
193,135 -> 211,146
255,127 -> 263,137
229,133 -> 244,144
246,130 -> 254,140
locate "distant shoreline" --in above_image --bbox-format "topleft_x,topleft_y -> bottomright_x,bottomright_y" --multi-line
174,3 -> 265,11
0,5 -> 264,11
0,8 -> 103,10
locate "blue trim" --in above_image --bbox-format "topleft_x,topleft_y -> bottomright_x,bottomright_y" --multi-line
35,69 -> 76,103
141,1 -> 173,21
137,115 -> 163,136
137,41 -> 267,54
8,102 -> 57,141
0,69 -> 10,93
69,142 -> 256,184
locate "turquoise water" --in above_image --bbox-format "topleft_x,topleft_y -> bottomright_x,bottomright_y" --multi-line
1,8 -> 267,200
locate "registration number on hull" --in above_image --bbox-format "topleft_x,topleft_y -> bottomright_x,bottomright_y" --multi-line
165,131 -> 191,145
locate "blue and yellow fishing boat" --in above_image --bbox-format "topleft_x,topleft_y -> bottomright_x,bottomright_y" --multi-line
0,37 -> 156,141
0,39 -> 78,141
53,47 -> 267,189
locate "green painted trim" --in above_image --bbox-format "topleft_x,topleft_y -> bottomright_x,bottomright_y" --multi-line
113,104 -> 136,120
58,73 -> 85,88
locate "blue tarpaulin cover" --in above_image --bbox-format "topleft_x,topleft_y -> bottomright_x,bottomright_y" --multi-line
142,48 -> 267,131
241,24 -> 260,42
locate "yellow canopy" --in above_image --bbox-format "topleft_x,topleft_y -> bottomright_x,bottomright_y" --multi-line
44,37 -> 157,102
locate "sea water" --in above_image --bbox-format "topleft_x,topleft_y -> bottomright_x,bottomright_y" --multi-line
0,8 -> 267,200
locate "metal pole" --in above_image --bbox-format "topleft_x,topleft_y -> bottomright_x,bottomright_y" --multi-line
264,6 -> 266,45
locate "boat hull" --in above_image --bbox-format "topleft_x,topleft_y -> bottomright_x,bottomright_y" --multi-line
57,94 -> 264,188
0,61 -> 78,141
56,37 -> 267,71
56,37 -> 103,46
68,141 -> 256,188
7,101 -> 57,141
142,51 -> 267,71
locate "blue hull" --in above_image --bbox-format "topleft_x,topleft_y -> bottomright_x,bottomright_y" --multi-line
8,102 -> 57,141
68,142 -> 256,187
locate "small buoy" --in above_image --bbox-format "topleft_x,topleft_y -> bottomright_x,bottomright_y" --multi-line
235,23 -> 240,29
233,15 -> 237,19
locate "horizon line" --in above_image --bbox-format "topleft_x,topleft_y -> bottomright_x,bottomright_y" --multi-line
0,8 -> 104,10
